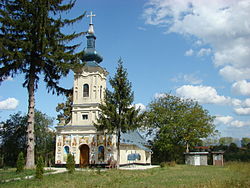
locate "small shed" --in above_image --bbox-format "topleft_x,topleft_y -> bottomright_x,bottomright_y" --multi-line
184,152 -> 209,166
211,151 -> 224,166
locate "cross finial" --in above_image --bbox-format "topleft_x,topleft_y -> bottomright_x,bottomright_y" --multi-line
87,11 -> 96,25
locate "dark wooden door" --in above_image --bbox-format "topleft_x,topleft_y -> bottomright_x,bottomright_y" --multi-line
80,144 -> 89,167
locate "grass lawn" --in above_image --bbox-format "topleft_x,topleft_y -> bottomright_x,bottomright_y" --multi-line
1,162 -> 249,188
0,168 -> 55,182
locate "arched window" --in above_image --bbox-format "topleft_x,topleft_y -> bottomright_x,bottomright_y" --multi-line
63,146 -> 70,162
83,84 -> 89,97
100,86 -> 102,99
98,146 -> 105,161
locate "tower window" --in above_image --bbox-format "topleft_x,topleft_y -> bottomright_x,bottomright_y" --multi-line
82,114 -> 88,120
100,86 -> 102,99
83,84 -> 89,97
87,38 -> 95,48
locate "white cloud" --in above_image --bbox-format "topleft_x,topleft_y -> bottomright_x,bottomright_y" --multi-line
219,66 -> 250,82
197,48 -> 212,57
215,115 -> 233,125
154,93 -> 166,99
234,107 -> 250,115
183,74 -> 203,84
232,98 -> 250,115
134,103 -> 146,112
185,49 -> 194,56
171,73 -> 203,84
232,80 -> 250,96
195,40 -> 203,46
0,98 -> 19,110
138,26 -> 147,31
242,98 -> 250,107
176,85 -> 231,105
230,120 -> 250,128
231,98 -> 242,106
143,0 -> 250,83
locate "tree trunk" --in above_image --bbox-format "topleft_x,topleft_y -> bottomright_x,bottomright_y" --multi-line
116,129 -> 121,169
26,75 -> 35,168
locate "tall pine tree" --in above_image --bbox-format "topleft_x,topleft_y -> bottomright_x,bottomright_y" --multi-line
0,0 -> 85,168
95,59 -> 142,168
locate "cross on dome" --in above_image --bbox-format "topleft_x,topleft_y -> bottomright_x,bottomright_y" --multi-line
87,11 -> 95,34
87,11 -> 96,25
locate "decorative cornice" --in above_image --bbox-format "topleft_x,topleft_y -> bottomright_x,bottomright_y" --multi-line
72,103 -> 100,107
56,125 -> 97,131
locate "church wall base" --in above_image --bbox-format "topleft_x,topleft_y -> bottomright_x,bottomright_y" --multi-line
54,163 -> 109,168
119,163 -> 151,167
54,163 -> 151,168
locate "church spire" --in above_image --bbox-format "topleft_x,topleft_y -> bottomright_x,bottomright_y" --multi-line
81,11 -> 103,64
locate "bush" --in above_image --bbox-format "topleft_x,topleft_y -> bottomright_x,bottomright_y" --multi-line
16,152 -> 25,173
160,161 -> 176,168
169,161 -> 176,167
66,154 -> 75,174
160,162 -> 166,168
35,156 -> 44,179
96,165 -> 101,175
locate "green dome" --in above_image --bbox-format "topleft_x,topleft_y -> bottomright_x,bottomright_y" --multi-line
82,47 -> 103,64
81,30 -> 103,64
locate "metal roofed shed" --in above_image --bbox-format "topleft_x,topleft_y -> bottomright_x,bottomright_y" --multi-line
184,152 -> 209,166
211,151 -> 224,166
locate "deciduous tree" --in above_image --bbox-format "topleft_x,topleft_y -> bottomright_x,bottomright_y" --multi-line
146,94 -> 216,162
241,137 -> 250,147
0,112 -> 27,167
219,137 -> 234,146
0,110 -> 55,167
34,110 -> 55,166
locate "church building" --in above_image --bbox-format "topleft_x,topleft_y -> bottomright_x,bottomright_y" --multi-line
55,12 -> 151,167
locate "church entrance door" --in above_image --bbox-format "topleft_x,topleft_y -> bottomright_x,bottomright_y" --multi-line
79,144 -> 89,167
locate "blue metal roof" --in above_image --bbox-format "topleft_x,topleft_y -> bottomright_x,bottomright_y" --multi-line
84,61 -> 100,67
82,48 -> 103,63
120,130 -> 152,152
81,31 -> 103,64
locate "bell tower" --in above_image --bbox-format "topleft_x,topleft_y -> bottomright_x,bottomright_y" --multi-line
71,12 -> 108,127
55,12 -> 151,167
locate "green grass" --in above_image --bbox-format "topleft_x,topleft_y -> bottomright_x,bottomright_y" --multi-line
1,163 -> 250,188
0,168 -> 54,182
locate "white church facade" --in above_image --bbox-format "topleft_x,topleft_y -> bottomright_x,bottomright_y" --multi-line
55,12 -> 151,167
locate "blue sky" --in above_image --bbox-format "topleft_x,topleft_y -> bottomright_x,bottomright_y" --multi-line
0,0 -> 250,138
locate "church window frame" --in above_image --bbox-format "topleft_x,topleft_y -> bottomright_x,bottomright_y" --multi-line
82,114 -> 88,120
98,145 -> 105,161
83,84 -> 89,97
63,146 -> 70,162
100,86 -> 102,99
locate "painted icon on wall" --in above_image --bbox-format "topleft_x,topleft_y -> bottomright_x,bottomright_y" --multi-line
63,135 -> 71,145
57,136 -> 62,146
72,137 -> 77,146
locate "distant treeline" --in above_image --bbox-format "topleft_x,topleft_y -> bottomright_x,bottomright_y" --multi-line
0,111 -> 55,168
212,143 -> 250,162
151,138 -> 250,164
